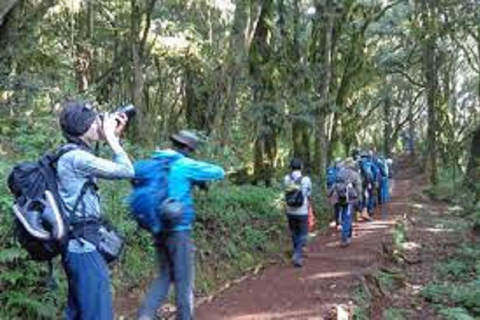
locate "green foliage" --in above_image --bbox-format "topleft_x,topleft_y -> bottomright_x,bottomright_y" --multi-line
422,280 -> 480,315
439,307 -> 475,320
352,284 -> 370,320
0,158 -> 67,319
392,220 -> 407,247
421,244 -> 480,318
194,184 -> 287,293
435,259 -> 473,282
426,167 -> 469,204
383,308 -> 406,320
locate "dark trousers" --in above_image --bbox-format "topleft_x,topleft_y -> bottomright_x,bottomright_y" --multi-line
340,203 -> 353,243
287,214 -> 308,260
63,250 -> 113,320
334,203 -> 341,225
139,231 -> 194,320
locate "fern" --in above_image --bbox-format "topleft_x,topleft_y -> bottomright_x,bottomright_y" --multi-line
439,307 -> 474,320
0,247 -> 28,263
3,291 -> 58,319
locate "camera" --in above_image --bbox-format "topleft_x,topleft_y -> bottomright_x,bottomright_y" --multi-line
99,104 -> 137,124
115,104 -> 137,122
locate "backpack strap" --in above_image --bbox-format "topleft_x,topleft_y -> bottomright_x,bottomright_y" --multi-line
54,143 -> 99,244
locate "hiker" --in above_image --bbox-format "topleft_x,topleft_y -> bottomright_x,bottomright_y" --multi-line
369,151 -> 382,210
375,156 -> 390,205
57,101 -> 135,319
284,158 -> 312,267
138,130 -> 225,320
327,158 -> 342,227
358,151 -> 376,220
330,158 -> 362,247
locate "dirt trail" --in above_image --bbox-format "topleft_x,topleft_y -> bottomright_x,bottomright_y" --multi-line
196,157 -> 419,320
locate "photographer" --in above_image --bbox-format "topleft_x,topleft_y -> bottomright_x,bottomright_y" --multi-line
138,130 -> 225,320
57,100 -> 134,319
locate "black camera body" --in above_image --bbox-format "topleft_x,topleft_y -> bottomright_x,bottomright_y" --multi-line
99,104 -> 137,124
115,104 -> 137,121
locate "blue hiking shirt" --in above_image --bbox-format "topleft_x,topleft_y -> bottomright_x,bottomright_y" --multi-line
152,149 -> 225,231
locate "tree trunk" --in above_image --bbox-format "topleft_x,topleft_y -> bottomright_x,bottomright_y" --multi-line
383,89 -> 392,157
250,0 -> 276,186
421,0 -> 438,185
217,0 -> 248,144
477,26 -> 480,100
0,0 -> 18,27
290,0 -> 310,168
130,0 -> 155,146
408,103 -> 416,160
465,126 -> 480,201
292,120 -> 310,166
312,0 -> 334,196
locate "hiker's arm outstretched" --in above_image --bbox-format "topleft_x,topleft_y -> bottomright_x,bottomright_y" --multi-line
184,159 -> 225,181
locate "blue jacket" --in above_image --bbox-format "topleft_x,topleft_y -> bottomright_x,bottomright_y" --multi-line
153,149 -> 225,231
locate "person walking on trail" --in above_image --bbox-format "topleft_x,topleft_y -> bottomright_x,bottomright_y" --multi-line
330,158 -> 362,247
283,158 -> 312,267
358,151 -> 376,221
327,158 -> 342,228
138,130 -> 225,320
57,101 -> 135,319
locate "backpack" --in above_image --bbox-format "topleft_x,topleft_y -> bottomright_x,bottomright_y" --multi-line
359,158 -> 374,185
334,169 -> 357,205
326,166 -> 337,189
7,144 -> 84,261
129,154 -> 182,234
376,159 -> 388,178
285,175 -> 305,208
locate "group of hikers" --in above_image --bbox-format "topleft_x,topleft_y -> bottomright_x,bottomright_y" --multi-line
8,100 -> 394,320
283,150 -> 393,268
9,101 -> 225,320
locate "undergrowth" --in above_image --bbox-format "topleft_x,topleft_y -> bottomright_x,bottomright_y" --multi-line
421,244 -> 480,318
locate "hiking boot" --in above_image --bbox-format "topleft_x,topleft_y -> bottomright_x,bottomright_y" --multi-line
360,209 -> 374,222
302,246 -> 309,258
293,258 -> 303,268
292,253 -> 303,268
340,239 -> 351,248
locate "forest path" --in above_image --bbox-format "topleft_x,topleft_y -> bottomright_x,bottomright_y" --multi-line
196,156 -> 419,320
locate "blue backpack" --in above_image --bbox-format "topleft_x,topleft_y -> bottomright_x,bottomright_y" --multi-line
359,158 -> 374,184
376,158 -> 388,177
326,166 -> 337,189
129,155 -> 181,234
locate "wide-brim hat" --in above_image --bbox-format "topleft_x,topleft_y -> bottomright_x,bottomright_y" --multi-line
170,130 -> 199,150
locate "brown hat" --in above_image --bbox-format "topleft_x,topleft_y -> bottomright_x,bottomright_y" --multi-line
170,130 -> 199,150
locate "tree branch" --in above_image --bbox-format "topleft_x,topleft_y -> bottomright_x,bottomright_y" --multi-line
139,0 -> 156,58
0,0 -> 18,27
390,68 -> 425,88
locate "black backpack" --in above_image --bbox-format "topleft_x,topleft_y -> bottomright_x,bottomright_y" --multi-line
7,144 -> 85,261
285,175 -> 305,208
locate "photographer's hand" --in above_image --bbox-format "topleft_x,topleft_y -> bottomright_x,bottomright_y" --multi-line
103,114 -> 124,153
114,113 -> 128,137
